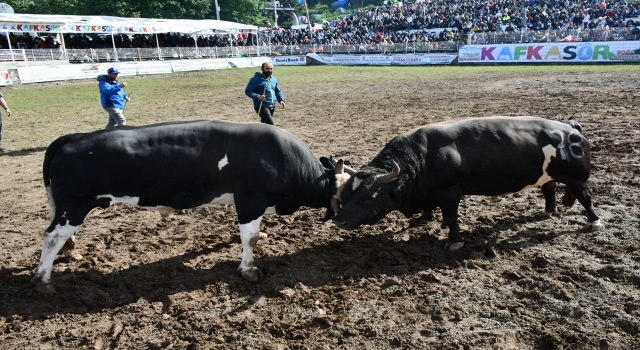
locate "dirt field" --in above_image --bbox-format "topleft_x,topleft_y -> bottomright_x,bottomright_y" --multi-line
1,66 -> 639,349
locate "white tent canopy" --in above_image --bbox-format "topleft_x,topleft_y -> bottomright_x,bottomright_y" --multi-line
0,13 -> 257,34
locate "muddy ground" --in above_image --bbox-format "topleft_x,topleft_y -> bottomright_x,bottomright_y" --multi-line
1,66 -> 639,349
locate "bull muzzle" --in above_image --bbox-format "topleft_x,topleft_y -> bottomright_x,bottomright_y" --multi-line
332,219 -> 352,230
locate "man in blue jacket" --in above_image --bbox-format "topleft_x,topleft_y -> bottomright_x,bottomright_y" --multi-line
98,67 -> 130,129
245,62 -> 285,125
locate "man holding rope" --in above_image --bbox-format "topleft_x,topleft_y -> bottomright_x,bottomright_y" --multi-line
245,62 -> 285,125
98,67 -> 130,130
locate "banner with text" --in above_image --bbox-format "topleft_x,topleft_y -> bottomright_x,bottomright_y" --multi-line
170,60 -> 203,72
137,61 -> 173,75
392,54 -> 457,65
272,56 -> 306,66
458,41 -> 640,63
306,53 -> 456,65
201,58 -> 231,70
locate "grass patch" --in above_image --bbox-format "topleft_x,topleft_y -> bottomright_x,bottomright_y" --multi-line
0,64 -> 635,152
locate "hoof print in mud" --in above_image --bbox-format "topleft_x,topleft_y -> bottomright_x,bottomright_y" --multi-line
35,283 -> 56,294
239,267 -> 263,282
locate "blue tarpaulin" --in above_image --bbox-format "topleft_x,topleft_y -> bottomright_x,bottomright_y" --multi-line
331,0 -> 349,7
297,0 -> 305,4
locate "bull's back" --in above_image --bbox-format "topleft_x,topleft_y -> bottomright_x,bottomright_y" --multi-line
420,117 -> 588,195
47,120 -> 299,208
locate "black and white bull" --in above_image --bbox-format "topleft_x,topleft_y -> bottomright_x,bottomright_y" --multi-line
333,116 -> 604,250
33,120 -> 353,293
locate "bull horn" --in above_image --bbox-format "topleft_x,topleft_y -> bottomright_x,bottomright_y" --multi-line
376,161 -> 400,184
343,164 -> 356,175
335,159 -> 344,175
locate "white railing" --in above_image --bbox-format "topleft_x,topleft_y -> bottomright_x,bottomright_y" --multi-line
1,27 -> 638,63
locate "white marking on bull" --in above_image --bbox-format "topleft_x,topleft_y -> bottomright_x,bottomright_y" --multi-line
238,216 -> 263,282
551,129 -> 584,159
218,153 -> 229,171
264,206 -> 276,214
210,193 -> 235,205
46,186 -> 55,220
352,177 -> 363,191
33,221 -> 79,286
521,144 -> 555,191
334,173 -> 351,201
96,195 -> 140,206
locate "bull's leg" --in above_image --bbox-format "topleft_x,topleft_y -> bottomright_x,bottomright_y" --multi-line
565,181 -> 604,231
235,197 -> 270,282
236,216 -> 264,282
434,186 -> 464,251
410,201 -> 438,226
31,219 -> 81,294
60,234 -> 84,261
541,182 -> 559,216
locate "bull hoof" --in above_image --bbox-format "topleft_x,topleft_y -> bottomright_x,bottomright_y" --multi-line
258,232 -> 268,240
35,283 -> 56,294
582,220 -> 605,232
238,266 -> 263,283
544,211 -> 560,217
64,251 -> 84,261
446,241 -> 465,251
30,272 -> 44,285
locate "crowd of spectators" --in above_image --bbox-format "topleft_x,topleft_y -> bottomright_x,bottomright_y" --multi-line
1,0 -> 639,51
261,0 -> 640,47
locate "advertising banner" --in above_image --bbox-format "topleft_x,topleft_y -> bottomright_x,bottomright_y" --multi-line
0,69 -> 11,86
251,56 -> 272,67
137,61 -> 172,75
170,60 -> 203,72
458,41 -> 640,63
17,65 -> 78,83
307,53 -> 456,65
272,56 -> 307,66
228,58 -> 254,68
67,64 -> 102,80
362,55 -> 393,65
100,62 -> 138,76
329,55 -> 364,65
201,58 -> 231,70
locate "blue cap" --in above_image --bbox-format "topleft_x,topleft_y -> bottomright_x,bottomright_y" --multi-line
107,67 -> 120,74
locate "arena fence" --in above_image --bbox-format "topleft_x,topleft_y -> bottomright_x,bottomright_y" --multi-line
1,27 -> 638,63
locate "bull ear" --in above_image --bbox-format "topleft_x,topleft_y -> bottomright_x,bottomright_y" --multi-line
319,156 -> 335,170
335,159 -> 344,175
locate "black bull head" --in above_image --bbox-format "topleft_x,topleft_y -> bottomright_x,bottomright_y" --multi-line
333,160 -> 406,230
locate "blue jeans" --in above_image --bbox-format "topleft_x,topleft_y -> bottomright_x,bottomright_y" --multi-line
0,112 -> 3,145
104,106 -> 127,130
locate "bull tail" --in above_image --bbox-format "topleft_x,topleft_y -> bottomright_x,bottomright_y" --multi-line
43,134 -> 76,219
561,187 -> 577,208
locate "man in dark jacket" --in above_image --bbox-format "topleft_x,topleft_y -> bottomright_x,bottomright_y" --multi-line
245,62 -> 285,125
98,67 -> 130,129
